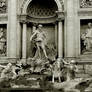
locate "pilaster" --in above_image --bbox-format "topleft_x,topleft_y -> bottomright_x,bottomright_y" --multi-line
8,0 -> 17,58
65,0 -> 75,57
74,0 -> 80,57
56,11 -> 64,58
22,21 -> 27,59
55,22 -> 58,51
58,19 -> 63,57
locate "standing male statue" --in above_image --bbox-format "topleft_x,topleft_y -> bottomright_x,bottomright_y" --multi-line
85,22 -> 92,50
30,24 -> 48,60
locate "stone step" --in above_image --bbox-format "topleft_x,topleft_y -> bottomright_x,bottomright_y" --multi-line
75,73 -> 91,78
0,60 -> 11,64
65,89 -> 80,92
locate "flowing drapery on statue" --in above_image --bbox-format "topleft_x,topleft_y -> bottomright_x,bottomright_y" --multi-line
30,24 -> 48,60
82,23 -> 92,51
0,28 -> 6,55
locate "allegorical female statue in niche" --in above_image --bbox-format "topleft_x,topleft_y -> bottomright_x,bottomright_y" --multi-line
0,28 -> 6,55
30,24 -> 48,60
82,23 -> 92,51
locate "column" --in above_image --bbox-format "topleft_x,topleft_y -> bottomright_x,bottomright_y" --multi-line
8,0 -> 17,58
65,0 -> 75,57
56,10 -> 64,58
22,23 -> 27,59
58,20 -> 63,58
55,23 -> 58,51
16,22 -> 21,58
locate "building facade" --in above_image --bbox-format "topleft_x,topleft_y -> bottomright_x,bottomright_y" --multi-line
0,0 -> 92,63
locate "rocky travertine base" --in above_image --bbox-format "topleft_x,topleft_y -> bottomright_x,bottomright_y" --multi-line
0,75 -> 92,92
0,58 -> 92,92
85,83 -> 92,92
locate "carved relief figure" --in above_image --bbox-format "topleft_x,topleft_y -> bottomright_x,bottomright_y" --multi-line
30,24 -> 48,60
0,0 -> 6,13
0,28 -> 6,55
0,63 -> 12,80
0,0 -> 5,7
80,0 -> 92,8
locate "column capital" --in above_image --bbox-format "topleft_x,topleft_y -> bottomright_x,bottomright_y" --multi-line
22,20 -> 27,24
52,21 -> 58,25
56,18 -> 64,22
31,23 -> 38,27
19,14 -> 28,24
56,11 -> 65,20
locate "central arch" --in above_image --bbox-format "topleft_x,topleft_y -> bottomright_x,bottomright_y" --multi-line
22,0 -> 63,14
21,0 -> 64,59
27,0 -> 58,18
26,0 -> 58,58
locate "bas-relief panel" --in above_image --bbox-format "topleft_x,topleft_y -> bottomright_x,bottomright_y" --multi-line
0,0 -> 7,13
80,0 -> 92,8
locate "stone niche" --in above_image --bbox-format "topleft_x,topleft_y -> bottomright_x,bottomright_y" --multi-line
27,0 -> 58,18
80,19 -> 92,54
26,0 -> 58,59
0,24 -> 7,57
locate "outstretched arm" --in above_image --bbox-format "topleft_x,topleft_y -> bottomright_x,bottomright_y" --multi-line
0,65 -> 6,68
62,59 -> 70,65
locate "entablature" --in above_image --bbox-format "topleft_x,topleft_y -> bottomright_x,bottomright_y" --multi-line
0,14 -> 7,22
78,9 -> 92,17
19,11 -> 65,24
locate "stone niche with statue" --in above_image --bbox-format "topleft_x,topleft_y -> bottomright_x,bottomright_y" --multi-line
80,19 -> 92,54
27,23 -> 57,60
0,24 -> 7,56
26,0 -> 58,59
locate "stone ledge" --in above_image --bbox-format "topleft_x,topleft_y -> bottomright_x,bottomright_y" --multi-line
0,88 -> 44,92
